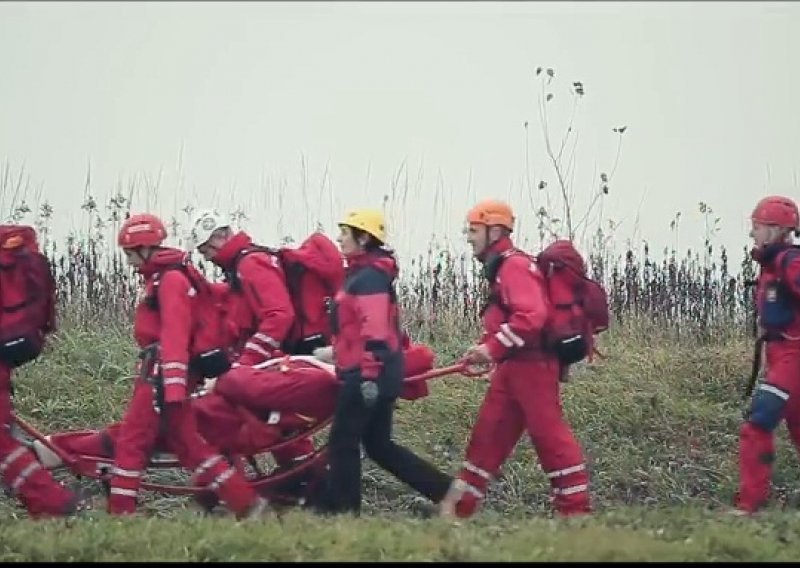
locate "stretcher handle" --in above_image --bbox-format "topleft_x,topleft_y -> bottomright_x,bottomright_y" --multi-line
402,360 -> 489,384
10,412 -> 79,468
191,357 -> 488,397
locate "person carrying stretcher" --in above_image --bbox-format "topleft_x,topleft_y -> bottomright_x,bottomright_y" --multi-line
184,209 -> 345,471
103,213 -> 267,518
312,208 -> 456,515
0,224 -> 87,518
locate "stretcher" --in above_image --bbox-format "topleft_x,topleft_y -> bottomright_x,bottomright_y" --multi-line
10,359 -> 483,510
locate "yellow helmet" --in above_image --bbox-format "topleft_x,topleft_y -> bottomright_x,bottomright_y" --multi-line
339,208 -> 386,243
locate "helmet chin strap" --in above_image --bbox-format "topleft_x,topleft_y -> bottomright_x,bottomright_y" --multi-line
126,246 -> 153,269
138,246 -> 154,264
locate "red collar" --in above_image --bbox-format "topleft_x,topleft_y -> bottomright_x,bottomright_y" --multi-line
214,231 -> 256,270
138,248 -> 189,278
478,235 -> 515,263
345,249 -> 399,279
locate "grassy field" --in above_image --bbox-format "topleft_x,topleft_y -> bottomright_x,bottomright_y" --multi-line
3,195 -> 799,560
4,311 -> 800,561
3,506 -> 800,562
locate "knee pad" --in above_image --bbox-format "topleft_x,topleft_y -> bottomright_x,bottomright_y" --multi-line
749,383 -> 789,432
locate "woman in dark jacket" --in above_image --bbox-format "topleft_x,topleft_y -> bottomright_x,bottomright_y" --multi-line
315,208 -> 454,515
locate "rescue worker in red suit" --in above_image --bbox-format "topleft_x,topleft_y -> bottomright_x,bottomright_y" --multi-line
36,341 -> 437,466
0,366 -> 82,519
439,199 -> 592,519
314,209 -> 455,515
185,209 -> 314,469
734,195 -> 800,515
106,213 -> 267,518
0,227 -> 84,518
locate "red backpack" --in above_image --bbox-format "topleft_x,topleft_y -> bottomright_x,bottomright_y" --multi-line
486,239 -> 610,366
146,257 -> 232,378
228,232 -> 345,355
536,240 -> 610,364
0,225 -> 57,368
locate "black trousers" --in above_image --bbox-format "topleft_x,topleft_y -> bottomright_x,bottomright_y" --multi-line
318,375 -> 453,514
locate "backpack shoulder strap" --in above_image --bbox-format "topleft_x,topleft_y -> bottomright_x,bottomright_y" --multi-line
483,248 -> 527,284
775,246 -> 800,306
147,263 -> 199,310
481,249 -> 529,316
240,245 -> 276,259
227,245 -> 277,291
777,245 -> 800,275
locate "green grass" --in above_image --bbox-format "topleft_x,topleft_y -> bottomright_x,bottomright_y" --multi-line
5,315 -> 800,560
2,507 -> 800,561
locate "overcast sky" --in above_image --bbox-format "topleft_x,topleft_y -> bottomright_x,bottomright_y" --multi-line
1,1 -> 797,264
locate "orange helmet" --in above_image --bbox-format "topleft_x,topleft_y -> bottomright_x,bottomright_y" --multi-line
751,195 -> 799,230
117,213 -> 168,249
466,199 -> 515,231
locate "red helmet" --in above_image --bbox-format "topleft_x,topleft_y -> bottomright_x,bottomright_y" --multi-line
751,196 -> 799,230
118,213 -> 168,249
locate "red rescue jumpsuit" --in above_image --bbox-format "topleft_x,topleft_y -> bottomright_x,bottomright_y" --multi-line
213,231 -> 314,466
0,363 -> 79,518
447,236 -> 591,517
106,248 -> 259,516
736,243 -> 800,513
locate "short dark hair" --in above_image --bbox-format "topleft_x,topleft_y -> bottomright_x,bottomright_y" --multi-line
351,227 -> 383,251
211,226 -> 233,240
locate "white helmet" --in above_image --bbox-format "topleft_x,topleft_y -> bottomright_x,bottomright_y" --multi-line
185,208 -> 229,249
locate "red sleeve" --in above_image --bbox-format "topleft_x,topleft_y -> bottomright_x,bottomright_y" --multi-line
485,254 -> 549,362
237,253 -> 295,365
157,270 -> 193,403
353,293 -> 392,379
